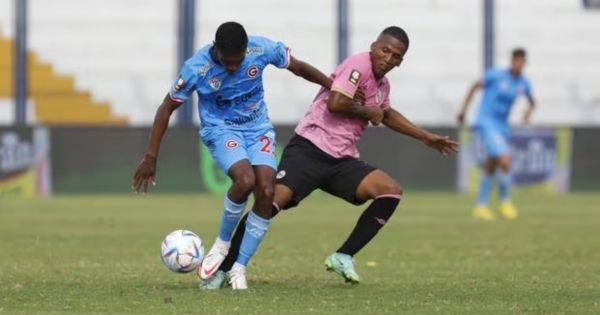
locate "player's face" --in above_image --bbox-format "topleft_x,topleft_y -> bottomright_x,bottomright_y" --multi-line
510,55 -> 526,75
370,34 -> 407,78
216,48 -> 245,74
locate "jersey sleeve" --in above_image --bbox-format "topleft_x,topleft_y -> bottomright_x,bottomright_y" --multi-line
330,59 -> 368,99
481,68 -> 499,88
169,62 -> 198,103
263,38 -> 291,69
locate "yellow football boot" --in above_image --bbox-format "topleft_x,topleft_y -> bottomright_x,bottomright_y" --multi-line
500,201 -> 518,219
472,205 -> 494,221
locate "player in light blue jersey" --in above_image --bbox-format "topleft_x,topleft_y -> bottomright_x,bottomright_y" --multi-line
132,21 -> 332,289
458,48 -> 536,220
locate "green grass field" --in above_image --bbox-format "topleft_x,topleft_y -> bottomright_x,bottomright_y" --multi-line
1,192 -> 599,314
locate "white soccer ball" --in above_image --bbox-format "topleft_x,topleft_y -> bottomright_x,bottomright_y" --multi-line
160,230 -> 204,273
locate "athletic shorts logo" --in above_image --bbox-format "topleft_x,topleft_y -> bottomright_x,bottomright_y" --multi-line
348,69 -> 361,86
247,66 -> 259,78
208,77 -> 222,90
225,140 -> 239,150
174,77 -> 185,91
276,170 -> 286,179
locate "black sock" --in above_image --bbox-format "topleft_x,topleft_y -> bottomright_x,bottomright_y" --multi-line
219,204 -> 280,272
337,197 -> 400,256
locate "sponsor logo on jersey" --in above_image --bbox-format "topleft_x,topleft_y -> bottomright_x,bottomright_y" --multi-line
276,170 -> 286,179
174,77 -> 185,91
216,86 -> 263,107
224,108 -> 262,126
246,47 -> 264,55
247,66 -> 259,78
348,69 -> 361,86
225,140 -> 239,150
208,77 -> 222,90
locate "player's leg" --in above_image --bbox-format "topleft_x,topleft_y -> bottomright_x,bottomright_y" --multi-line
218,183 -> 292,275
498,153 -> 518,219
474,157 -> 498,220
225,129 -> 278,289
216,135 -> 319,276
473,125 -> 507,220
322,161 -> 400,284
199,132 -> 255,280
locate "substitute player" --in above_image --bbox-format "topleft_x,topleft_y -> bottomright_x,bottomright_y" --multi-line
132,21 -> 332,289
202,26 -> 459,288
457,48 -> 536,220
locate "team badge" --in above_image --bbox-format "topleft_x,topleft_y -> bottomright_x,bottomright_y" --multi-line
174,77 -> 185,91
225,140 -> 239,150
348,69 -> 361,86
208,77 -> 222,90
276,170 -> 286,179
247,66 -> 259,78
375,90 -> 383,105
198,63 -> 213,77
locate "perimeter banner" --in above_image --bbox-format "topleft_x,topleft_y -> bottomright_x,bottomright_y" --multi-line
0,127 -> 52,198
457,127 -> 572,194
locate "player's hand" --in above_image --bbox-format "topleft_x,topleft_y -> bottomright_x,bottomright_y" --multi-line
423,134 -> 460,156
457,111 -> 466,125
354,88 -> 367,105
132,153 -> 157,194
367,107 -> 385,126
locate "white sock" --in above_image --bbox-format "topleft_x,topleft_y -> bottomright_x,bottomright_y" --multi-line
232,262 -> 246,273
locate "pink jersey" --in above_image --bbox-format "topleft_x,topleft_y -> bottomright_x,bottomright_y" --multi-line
295,52 -> 391,158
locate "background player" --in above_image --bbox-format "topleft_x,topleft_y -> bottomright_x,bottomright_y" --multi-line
132,21 -> 332,289
457,48 -> 536,220
201,26 -> 459,289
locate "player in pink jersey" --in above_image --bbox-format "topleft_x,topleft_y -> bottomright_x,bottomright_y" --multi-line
201,26 -> 459,288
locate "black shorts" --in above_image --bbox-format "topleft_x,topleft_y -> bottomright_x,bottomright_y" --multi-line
276,134 -> 377,209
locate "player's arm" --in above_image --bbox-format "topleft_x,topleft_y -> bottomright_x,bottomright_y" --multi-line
132,95 -> 182,193
457,80 -> 483,125
383,108 -> 459,156
327,91 -> 383,125
523,95 -> 536,124
286,56 -> 332,90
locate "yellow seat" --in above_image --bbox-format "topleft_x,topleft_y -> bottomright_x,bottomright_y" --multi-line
0,34 -> 128,125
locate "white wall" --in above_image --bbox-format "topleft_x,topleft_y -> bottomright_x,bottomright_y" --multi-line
0,0 -> 599,126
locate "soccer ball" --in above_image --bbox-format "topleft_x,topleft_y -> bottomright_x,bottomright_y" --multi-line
160,230 -> 204,273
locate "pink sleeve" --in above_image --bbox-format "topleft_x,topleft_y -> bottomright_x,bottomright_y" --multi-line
330,58 -> 367,99
380,80 -> 391,110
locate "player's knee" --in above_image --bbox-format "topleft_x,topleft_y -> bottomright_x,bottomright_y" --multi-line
378,180 -> 403,197
255,181 -> 274,201
233,172 -> 256,194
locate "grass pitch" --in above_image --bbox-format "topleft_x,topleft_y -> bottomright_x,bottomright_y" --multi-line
1,192 -> 599,314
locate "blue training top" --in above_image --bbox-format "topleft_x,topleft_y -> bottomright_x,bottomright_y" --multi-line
169,35 -> 290,132
474,68 -> 532,128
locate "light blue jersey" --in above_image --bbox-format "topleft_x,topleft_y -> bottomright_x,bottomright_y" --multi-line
169,35 -> 290,132
474,68 -> 532,130
474,68 -> 532,157
169,36 -> 290,172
